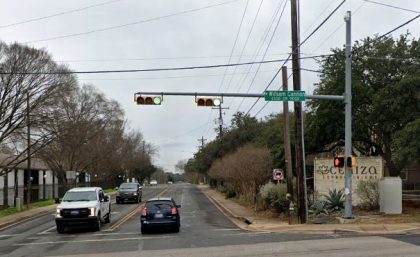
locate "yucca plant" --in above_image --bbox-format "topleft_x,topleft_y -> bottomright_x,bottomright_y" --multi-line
324,188 -> 344,211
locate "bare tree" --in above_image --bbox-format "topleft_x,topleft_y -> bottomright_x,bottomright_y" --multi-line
0,42 -> 75,175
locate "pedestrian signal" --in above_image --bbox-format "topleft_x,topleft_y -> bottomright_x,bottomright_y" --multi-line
334,156 -> 345,168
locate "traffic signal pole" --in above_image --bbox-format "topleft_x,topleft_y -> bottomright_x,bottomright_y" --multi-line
344,11 -> 353,218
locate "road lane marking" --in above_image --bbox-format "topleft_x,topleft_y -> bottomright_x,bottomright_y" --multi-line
108,205 -> 140,231
0,234 -> 23,238
38,226 -> 56,235
107,186 -> 170,231
14,235 -> 175,246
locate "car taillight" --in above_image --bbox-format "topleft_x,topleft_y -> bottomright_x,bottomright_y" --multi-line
171,207 -> 177,215
141,207 -> 147,216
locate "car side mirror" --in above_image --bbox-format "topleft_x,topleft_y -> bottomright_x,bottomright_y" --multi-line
103,195 -> 110,202
176,204 -> 181,208
115,187 -> 119,190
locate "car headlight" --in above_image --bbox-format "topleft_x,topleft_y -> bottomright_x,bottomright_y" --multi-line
133,193 -> 138,196
89,207 -> 97,217
56,208 -> 62,218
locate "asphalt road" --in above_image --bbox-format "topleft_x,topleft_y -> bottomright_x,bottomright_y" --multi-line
0,183 -> 419,257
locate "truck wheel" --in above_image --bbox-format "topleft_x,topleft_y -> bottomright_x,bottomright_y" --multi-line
57,226 -> 65,234
139,196 -> 142,203
94,217 -> 101,231
105,209 -> 111,223
116,199 -> 120,204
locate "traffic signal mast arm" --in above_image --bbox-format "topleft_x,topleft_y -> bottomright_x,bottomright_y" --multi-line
133,91 -> 344,101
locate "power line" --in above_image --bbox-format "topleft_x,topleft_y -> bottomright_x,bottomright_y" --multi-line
363,0 -> 420,14
79,68 -> 280,81
25,0 -> 242,44
58,53 -> 293,63
227,0 -> 285,112
0,0 -> 122,29
0,54 -> 331,75
245,0 -> 346,115
253,8 -> 420,117
223,0 -> 265,93
217,0 -> 250,93
234,0 -> 288,113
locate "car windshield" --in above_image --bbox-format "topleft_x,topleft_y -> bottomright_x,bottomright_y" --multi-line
145,200 -> 174,210
119,184 -> 138,191
62,191 -> 97,202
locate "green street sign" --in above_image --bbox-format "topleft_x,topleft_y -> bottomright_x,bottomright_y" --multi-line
264,90 -> 305,101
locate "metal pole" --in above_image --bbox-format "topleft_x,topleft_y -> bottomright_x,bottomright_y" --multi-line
26,91 -> 31,209
282,66 -> 294,224
344,11 -> 353,218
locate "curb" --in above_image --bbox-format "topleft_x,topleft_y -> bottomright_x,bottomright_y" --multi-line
199,187 -> 420,235
200,188 -> 254,231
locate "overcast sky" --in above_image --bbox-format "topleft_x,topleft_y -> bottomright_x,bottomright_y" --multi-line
1,0 -> 419,173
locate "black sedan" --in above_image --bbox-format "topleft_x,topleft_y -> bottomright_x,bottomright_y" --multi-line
116,182 -> 142,204
140,197 -> 180,234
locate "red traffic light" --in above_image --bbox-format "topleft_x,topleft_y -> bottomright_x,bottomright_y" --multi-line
136,96 -> 162,105
334,156 -> 345,168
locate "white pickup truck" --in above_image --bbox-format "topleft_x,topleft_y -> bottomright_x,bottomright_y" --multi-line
55,187 -> 111,233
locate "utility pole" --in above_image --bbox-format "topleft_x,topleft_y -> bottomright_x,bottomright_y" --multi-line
344,11 -> 353,218
26,91 -> 31,209
291,0 -> 306,223
198,136 -> 207,150
212,105 -> 229,138
282,66 -> 293,201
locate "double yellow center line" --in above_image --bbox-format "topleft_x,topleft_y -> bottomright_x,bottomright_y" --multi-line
108,186 -> 170,231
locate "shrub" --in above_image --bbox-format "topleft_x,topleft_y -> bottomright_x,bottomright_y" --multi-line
259,182 -> 288,213
310,200 -> 328,215
224,187 -> 236,199
355,180 -> 379,210
324,188 -> 344,212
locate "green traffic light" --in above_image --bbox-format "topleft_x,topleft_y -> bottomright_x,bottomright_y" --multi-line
153,96 -> 162,105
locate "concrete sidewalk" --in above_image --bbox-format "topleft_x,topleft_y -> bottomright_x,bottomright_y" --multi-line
200,186 -> 420,235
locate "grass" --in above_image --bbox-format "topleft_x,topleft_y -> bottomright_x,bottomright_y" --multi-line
0,199 -> 56,218
31,199 -> 56,207
0,207 -> 23,218
104,188 -> 117,194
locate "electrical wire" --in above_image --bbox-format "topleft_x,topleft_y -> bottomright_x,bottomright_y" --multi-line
78,68 -> 280,81
217,0 -> 250,93
0,0 -> 122,29
226,0 -> 285,111
25,0 -> 242,44
245,0 -> 346,116
0,54 -> 332,75
234,0 -> 288,113
363,0 -> 420,14
252,6 -> 420,117
223,0 -> 265,93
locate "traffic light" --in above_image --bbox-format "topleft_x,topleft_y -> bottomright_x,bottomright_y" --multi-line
135,96 -> 162,105
347,156 -> 356,167
196,97 -> 222,107
334,156 -> 345,168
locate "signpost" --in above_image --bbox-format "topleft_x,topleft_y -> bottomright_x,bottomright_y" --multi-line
273,169 -> 284,181
264,90 -> 305,102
